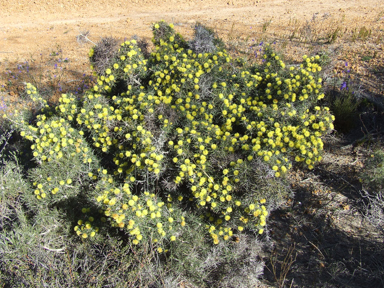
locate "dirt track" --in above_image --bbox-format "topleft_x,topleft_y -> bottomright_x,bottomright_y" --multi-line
1,0 -> 383,64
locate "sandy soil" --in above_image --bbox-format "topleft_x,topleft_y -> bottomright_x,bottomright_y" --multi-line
1,0 -> 383,64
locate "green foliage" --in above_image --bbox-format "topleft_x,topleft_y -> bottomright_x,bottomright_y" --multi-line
4,21 -> 334,255
352,26 -> 372,42
325,71 -> 361,134
327,26 -> 342,44
327,89 -> 360,133
361,54 -> 373,62
262,18 -> 273,33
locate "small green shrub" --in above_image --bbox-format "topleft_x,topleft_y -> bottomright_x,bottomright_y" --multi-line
324,64 -> 361,134
352,26 -> 372,42
327,89 -> 360,133
4,21 -> 334,254
327,26 -> 342,44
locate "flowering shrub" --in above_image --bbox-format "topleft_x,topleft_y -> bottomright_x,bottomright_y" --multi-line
4,21 -> 334,252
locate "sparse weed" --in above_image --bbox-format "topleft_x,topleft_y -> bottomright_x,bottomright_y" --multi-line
315,51 -> 331,68
267,244 -> 297,288
360,149 -> 384,234
262,18 -> 273,33
361,149 -> 384,194
352,26 -> 372,42
327,26 -> 342,44
300,20 -> 313,43
76,30 -> 96,45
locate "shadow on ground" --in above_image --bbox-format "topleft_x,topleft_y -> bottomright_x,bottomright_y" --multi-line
263,138 -> 384,287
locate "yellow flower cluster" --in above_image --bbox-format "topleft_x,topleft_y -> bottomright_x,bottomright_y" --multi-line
74,208 -> 99,238
3,83 -> 50,138
32,175 -> 75,200
243,199 -> 269,234
96,186 -> 181,246
77,91 -> 166,176
27,116 -> 91,164
14,89 -> 98,201
151,20 -> 176,46
208,224 -> 233,244
56,93 -> 79,122
90,39 -> 147,94
203,197 -> 268,241
89,47 -> 94,58
142,30 -> 271,242
25,83 -> 49,110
